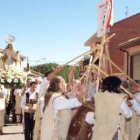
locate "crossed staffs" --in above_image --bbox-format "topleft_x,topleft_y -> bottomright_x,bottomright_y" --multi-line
55,33 -> 140,103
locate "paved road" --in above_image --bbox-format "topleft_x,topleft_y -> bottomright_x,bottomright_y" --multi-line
0,124 -> 24,140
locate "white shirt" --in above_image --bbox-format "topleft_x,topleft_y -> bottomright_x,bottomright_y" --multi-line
21,91 -> 37,111
36,84 -> 41,93
40,96 -> 82,117
130,92 -> 140,115
121,99 -> 132,119
88,82 -> 96,100
38,77 -> 50,98
14,89 -> 22,96
0,86 -> 7,98
21,87 -> 30,97
0,86 -> 7,110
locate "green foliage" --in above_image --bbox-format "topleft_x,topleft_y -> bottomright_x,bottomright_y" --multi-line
30,66 -> 36,71
30,63 -> 79,82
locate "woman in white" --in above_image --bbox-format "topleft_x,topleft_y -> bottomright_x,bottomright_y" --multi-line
0,84 -> 7,134
14,89 -> 22,125
40,76 -> 82,140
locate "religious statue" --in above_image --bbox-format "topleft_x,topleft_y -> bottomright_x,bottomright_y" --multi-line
0,53 -> 4,69
0,35 -> 27,89
1,35 -> 23,71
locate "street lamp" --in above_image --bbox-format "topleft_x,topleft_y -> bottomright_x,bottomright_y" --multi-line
35,58 -> 46,72
35,58 -> 46,66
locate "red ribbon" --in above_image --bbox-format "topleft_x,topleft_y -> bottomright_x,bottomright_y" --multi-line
106,0 -> 113,28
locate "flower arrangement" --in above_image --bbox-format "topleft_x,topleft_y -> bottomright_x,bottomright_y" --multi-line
0,69 -> 28,88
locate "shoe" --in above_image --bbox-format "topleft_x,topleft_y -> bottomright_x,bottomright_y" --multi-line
0,130 -> 3,135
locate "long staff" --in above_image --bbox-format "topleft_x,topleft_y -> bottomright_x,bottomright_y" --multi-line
105,55 -> 140,88
95,33 -> 115,93
62,33 -> 115,67
92,63 -> 140,103
63,46 -> 97,67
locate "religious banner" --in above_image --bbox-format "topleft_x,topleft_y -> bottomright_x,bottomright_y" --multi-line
97,0 -> 113,37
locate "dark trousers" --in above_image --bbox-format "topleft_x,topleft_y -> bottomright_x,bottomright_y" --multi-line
138,134 -> 140,140
6,101 -> 12,116
24,112 -> 35,140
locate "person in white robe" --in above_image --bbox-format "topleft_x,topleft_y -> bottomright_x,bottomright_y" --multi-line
38,65 -> 63,98
14,89 -> 22,125
33,66 -> 64,140
92,76 -> 132,140
0,84 -> 7,134
35,77 -> 42,93
40,76 -> 82,140
126,84 -> 140,140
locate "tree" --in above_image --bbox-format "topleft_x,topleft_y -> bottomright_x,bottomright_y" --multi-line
30,63 -> 79,82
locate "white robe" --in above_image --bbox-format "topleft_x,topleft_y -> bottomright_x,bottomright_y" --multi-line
0,86 -> 7,127
40,93 -> 82,140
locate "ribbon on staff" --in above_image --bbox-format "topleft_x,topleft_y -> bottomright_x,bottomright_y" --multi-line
106,0 -> 113,28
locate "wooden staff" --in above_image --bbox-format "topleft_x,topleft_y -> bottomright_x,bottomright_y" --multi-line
63,46 -> 98,67
71,69 -> 89,94
81,54 -> 100,99
86,56 -> 93,84
92,64 -> 127,92
105,45 -> 113,74
92,66 -> 98,78
96,34 -> 106,93
92,63 -> 140,103
74,46 -> 98,66
78,51 -> 99,101
105,55 -> 140,88
91,54 -> 99,72
101,64 -> 106,79
62,33 -> 114,67
105,33 -> 115,43
67,49 -> 96,98
103,33 -> 115,74
88,47 -> 100,83
63,32 -> 113,67
95,33 -> 115,93
71,33 -> 115,95
77,78 -> 86,97
78,55 -> 94,101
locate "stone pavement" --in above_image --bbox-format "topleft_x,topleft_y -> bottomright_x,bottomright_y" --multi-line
0,124 -> 24,140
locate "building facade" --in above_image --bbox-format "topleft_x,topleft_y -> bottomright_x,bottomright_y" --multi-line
84,12 -> 140,80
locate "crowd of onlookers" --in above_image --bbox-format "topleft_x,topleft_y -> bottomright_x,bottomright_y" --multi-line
0,77 -> 42,134
1,65 -> 140,140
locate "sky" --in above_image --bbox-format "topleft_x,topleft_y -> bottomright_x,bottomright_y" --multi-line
0,0 -> 140,66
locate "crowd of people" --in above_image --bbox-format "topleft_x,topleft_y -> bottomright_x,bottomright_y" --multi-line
0,65 -> 140,140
